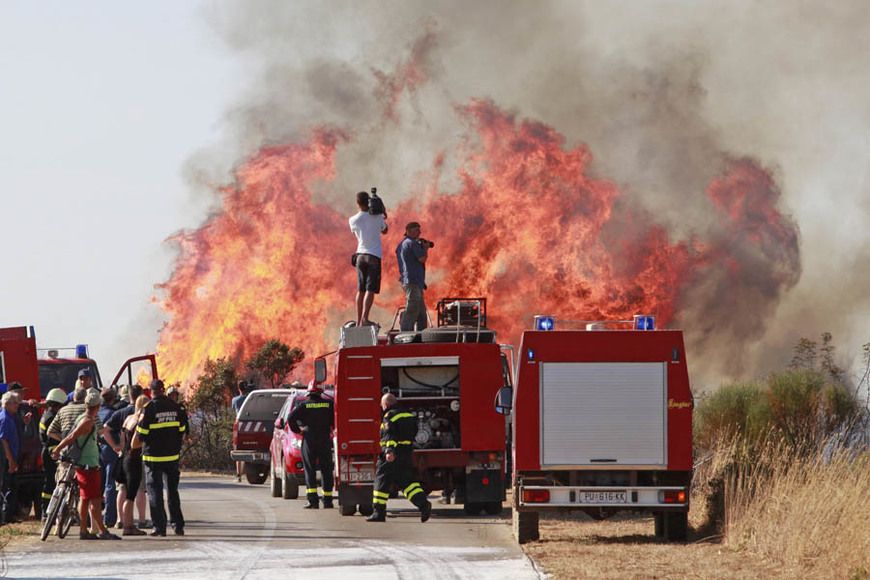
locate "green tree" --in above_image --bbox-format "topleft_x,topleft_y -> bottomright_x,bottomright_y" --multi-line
246,339 -> 305,388
182,357 -> 238,471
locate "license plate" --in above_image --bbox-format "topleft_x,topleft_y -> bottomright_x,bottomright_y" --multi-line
579,491 -> 627,504
349,470 -> 374,482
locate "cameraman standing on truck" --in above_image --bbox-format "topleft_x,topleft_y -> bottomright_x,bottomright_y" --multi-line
396,221 -> 432,332
349,189 -> 388,327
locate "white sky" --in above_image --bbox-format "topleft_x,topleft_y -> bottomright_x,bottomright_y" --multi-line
0,2 -> 239,376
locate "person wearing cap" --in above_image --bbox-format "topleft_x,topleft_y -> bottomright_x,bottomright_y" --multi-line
67,368 -> 94,402
287,381 -> 335,509
0,392 -> 22,522
48,387 -> 98,443
137,379 -> 188,536
52,389 -> 121,540
38,388 -> 67,515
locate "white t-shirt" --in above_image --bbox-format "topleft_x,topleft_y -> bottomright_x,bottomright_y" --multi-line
349,211 -> 387,258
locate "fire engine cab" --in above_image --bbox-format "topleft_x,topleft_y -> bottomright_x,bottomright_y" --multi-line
316,298 -> 511,517
501,315 -> 694,543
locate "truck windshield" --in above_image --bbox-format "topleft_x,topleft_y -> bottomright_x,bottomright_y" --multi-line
239,392 -> 292,421
38,362 -> 101,397
381,365 -> 460,398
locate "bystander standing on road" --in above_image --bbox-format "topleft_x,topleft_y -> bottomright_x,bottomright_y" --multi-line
349,190 -> 389,327
138,379 -> 188,536
105,384 -> 149,529
52,388 -> 121,540
98,388 -> 122,528
231,380 -> 249,482
47,387 -> 89,443
0,392 -> 22,523
67,369 -> 94,402
38,388 -> 67,516
396,221 -> 431,332
118,395 -> 149,536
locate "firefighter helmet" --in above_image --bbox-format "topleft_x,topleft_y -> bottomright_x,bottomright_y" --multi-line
46,388 -> 67,405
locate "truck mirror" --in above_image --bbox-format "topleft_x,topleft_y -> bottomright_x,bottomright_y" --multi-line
314,358 -> 327,384
494,386 -> 513,415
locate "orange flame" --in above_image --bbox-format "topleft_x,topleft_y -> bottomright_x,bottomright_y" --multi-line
156,100 -> 798,386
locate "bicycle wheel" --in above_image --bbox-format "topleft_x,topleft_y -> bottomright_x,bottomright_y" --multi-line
59,487 -> 78,539
40,488 -> 63,541
57,484 -> 75,539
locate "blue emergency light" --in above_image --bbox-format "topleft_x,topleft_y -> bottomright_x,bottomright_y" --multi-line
76,344 -> 89,359
634,315 -> 656,331
534,316 -> 555,331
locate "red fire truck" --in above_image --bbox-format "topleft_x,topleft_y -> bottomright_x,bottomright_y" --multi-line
316,298 -> 512,517
501,315 -> 694,543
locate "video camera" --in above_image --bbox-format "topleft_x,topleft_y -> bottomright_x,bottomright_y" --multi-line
368,186 -> 386,216
417,238 -> 435,249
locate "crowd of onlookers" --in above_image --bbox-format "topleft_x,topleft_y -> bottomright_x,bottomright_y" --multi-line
0,370 -> 185,540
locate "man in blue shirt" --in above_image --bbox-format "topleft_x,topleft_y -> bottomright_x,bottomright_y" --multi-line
396,221 -> 432,332
0,392 -> 22,522
98,388 -> 122,527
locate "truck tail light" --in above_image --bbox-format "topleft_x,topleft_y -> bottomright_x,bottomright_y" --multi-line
232,422 -> 239,447
660,490 -> 687,504
522,489 -> 550,503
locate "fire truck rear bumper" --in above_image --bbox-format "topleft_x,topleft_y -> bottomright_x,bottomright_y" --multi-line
517,485 -> 688,509
230,450 -> 271,464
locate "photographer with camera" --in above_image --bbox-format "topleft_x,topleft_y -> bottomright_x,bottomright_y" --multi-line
349,189 -> 388,327
396,221 -> 433,332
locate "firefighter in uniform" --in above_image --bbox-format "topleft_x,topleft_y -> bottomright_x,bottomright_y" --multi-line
137,379 -> 188,536
38,388 -> 67,514
367,393 -> 432,523
288,381 -> 335,509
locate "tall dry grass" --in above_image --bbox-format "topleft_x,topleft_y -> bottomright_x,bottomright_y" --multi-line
697,435 -> 870,579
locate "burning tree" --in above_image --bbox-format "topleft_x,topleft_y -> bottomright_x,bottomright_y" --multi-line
246,339 -> 305,388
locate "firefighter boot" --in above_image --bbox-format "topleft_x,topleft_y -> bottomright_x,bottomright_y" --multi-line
322,494 -> 334,509
304,490 -> 319,509
420,500 -> 432,523
365,508 -> 386,522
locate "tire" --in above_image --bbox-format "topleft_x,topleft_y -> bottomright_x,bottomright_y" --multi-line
340,504 -> 357,516
654,513 -> 665,538
282,473 -> 299,499
40,491 -> 61,541
245,464 -> 268,485
513,510 -> 540,544
270,466 -> 282,498
57,487 -> 77,539
358,504 -> 374,517
663,511 -> 688,542
463,502 -> 483,516
483,501 -> 503,516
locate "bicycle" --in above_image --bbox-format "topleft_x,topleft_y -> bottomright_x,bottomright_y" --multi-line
40,460 -> 80,541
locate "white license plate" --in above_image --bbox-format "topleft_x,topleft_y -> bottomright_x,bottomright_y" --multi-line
349,470 -> 374,482
579,491 -> 627,504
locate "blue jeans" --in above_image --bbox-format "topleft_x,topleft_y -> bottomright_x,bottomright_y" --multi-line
100,445 -> 118,526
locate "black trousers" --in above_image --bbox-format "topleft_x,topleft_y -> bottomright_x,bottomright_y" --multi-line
301,438 -> 333,503
145,461 -> 184,533
372,450 -> 428,513
41,448 -> 57,511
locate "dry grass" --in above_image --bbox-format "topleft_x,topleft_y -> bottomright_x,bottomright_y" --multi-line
0,519 -> 39,550
723,441 -> 870,579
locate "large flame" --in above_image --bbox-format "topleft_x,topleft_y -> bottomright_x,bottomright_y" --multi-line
156,101 -> 798,386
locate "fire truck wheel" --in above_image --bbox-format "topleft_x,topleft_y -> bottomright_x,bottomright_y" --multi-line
483,501 -> 503,516
357,503 -> 374,517
513,510 -> 540,544
282,473 -> 299,499
654,513 -> 665,538
340,504 -> 357,516
270,469 -> 282,498
663,511 -> 689,542
463,502 -> 483,515
244,464 -> 268,485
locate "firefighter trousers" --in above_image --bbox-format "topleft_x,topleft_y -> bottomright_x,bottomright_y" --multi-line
372,451 -> 427,513
41,448 -> 57,512
145,460 -> 185,533
301,438 -> 333,503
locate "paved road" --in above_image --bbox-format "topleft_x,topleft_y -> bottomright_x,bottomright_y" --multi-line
4,476 -> 540,580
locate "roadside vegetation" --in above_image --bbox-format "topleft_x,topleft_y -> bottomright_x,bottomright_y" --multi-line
179,339 -> 304,471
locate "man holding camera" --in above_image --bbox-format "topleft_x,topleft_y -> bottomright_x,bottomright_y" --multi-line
349,190 -> 388,327
396,222 -> 432,332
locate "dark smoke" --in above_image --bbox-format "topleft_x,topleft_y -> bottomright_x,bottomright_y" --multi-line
179,0 -> 870,384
